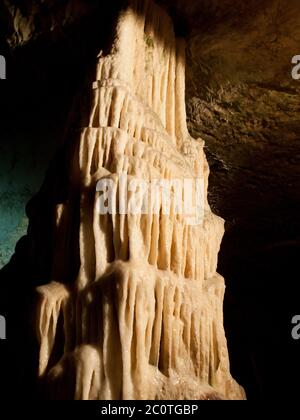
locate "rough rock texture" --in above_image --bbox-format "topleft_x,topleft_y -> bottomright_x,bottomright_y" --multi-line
34,0 -> 244,400
185,0 -> 300,249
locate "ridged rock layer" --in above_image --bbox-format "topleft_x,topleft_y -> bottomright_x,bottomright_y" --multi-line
35,0 -> 245,400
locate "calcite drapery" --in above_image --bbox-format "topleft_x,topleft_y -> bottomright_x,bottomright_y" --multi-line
35,0 -> 245,400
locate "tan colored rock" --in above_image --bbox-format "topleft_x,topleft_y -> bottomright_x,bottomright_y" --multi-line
35,0 -> 245,400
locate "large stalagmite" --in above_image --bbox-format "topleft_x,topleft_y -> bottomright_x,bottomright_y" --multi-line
35,0 -> 245,400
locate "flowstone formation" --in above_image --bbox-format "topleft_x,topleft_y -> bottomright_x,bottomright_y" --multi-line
35,0 -> 245,400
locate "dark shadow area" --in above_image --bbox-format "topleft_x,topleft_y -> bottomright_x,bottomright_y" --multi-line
205,152 -> 300,399
221,235 -> 300,400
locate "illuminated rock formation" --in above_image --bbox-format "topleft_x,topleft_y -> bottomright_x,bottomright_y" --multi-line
35,0 -> 245,400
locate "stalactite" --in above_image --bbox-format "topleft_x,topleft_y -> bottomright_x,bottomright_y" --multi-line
34,0 -> 245,400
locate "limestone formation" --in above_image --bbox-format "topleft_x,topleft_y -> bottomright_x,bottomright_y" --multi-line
35,0 -> 245,400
